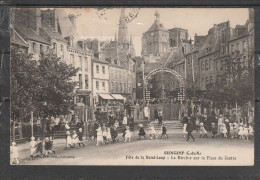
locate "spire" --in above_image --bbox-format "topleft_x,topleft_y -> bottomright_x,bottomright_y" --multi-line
118,8 -> 128,45
155,10 -> 160,24
114,32 -> 117,41
130,34 -> 133,45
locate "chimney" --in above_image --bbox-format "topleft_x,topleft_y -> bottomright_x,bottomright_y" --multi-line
35,8 -> 41,34
28,8 -> 41,34
69,14 -> 76,28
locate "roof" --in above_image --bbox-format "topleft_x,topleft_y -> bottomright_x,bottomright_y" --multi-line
14,20 -> 50,45
41,20 -> 64,41
92,57 -> 109,64
55,9 -> 79,38
146,21 -> 167,32
98,94 -> 114,100
11,30 -> 29,47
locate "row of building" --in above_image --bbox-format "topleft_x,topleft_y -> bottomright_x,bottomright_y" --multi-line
10,8 -> 137,122
136,9 -> 254,99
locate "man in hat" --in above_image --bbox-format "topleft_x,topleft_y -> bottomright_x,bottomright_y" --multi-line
186,118 -> 195,141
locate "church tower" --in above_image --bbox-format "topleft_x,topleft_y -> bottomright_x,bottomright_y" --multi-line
118,8 -> 129,47
141,10 -> 169,57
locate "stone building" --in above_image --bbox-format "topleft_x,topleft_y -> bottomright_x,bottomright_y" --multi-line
11,8 -> 94,123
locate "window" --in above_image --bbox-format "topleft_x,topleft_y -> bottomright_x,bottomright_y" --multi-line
79,56 -> 82,71
61,45 -> 64,59
102,82 -> 105,90
236,43 -> 239,51
220,60 -> 224,70
102,66 -> 105,74
111,82 -> 114,92
201,78 -> 204,87
96,81 -> 99,90
70,54 -> 74,65
40,44 -> 44,52
231,45 -> 234,52
210,76 -> 213,84
201,62 -> 204,70
243,56 -> 247,67
96,65 -> 99,73
84,57 -> 88,71
79,74 -> 83,89
32,42 -> 37,53
52,42 -> 57,54
85,74 -> 88,89
243,41 -> 246,51
205,77 -> 208,85
209,59 -> 211,70
133,65 -> 136,72
115,82 -> 118,92
205,60 -> 208,70
114,59 -> 117,65
122,83 -> 125,92
119,83 -> 122,92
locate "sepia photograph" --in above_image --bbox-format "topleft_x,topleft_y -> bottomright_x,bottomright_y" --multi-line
8,7 -> 254,166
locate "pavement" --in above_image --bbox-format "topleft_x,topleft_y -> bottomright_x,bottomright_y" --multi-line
14,129 -> 254,166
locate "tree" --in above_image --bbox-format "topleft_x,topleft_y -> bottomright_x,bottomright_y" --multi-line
205,52 -> 254,109
11,48 -> 78,138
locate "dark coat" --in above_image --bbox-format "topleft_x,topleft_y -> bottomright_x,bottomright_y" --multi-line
158,115 -> 163,123
138,127 -> 146,136
186,121 -> 194,132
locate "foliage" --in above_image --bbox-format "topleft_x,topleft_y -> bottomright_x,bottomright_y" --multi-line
11,48 -> 78,122
204,53 -> 254,108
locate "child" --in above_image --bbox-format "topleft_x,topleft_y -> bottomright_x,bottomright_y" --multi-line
29,137 -> 37,160
148,124 -> 157,139
238,123 -> 244,139
195,118 -> 200,132
78,128 -> 85,147
64,131 -> 73,150
10,142 -> 19,165
211,123 -> 218,138
242,124 -> 249,140
106,127 -> 112,143
183,123 -> 188,139
233,123 -> 239,138
72,130 -> 79,148
229,123 -> 234,139
124,126 -> 131,142
36,138 -> 43,155
44,137 -> 55,155
111,125 -> 119,143
199,122 -> 208,138
138,124 -> 146,140
96,126 -> 104,146
222,124 -> 228,138
249,124 -> 254,139
102,125 -> 107,143
161,124 -> 168,139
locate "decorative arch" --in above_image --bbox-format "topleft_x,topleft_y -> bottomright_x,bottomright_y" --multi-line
144,68 -> 185,88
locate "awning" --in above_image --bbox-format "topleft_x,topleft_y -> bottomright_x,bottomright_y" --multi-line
110,94 -> 126,100
98,94 -> 114,100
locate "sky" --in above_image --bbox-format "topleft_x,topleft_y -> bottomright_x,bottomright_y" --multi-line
64,8 -> 249,56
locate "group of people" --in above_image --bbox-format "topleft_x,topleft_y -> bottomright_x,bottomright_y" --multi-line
182,113 -> 255,141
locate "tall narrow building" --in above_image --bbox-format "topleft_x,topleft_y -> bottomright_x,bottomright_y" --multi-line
118,8 -> 129,47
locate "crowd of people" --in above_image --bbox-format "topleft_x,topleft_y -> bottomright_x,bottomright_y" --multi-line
182,113 -> 255,141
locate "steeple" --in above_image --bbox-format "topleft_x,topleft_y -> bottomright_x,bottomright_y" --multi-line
130,34 -> 133,45
118,8 -> 129,45
155,10 -> 160,24
114,32 -> 117,41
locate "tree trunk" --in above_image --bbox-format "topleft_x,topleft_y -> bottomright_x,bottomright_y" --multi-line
17,120 -> 23,139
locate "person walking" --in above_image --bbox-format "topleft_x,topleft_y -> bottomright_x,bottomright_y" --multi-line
158,113 -> 163,126
186,118 -> 195,141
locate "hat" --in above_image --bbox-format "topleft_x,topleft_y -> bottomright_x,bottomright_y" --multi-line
66,131 -> 70,135
200,122 -> 204,126
79,128 -> 82,132
31,137 -> 35,141
126,126 -> 129,129
12,142 -> 16,146
240,123 -> 243,126
225,119 -> 229,122
73,130 -> 76,133
138,124 -> 143,127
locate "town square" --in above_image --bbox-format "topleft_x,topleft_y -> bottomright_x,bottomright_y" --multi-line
4,8 -> 254,165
